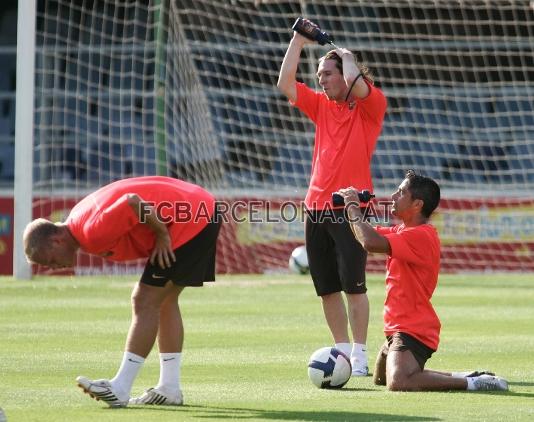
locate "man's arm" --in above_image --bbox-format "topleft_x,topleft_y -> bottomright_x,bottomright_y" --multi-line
127,193 -> 176,268
337,188 -> 391,254
277,33 -> 311,103
346,205 -> 391,254
335,48 -> 370,99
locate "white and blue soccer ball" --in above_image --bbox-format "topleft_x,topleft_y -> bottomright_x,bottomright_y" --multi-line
289,245 -> 309,274
308,347 -> 352,389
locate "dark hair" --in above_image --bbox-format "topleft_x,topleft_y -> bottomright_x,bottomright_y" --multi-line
404,170 -> 440,218
318,50 -> 374,84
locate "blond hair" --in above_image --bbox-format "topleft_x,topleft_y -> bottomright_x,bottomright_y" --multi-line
23,218 -> 59,263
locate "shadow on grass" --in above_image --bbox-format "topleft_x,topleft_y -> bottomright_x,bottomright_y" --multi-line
128,404 -> 441,421
508,381 -> 534,387
501,391 -> 534,399
336,387 -> 377,392
454,390 -> 534,399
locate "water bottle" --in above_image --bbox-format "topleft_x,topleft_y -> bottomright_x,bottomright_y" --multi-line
292,17 -> 335,46
332,190 -> 375,206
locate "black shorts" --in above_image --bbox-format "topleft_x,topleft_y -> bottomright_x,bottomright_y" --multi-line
305,208 -> 367,296
140,220 -> 221,287
380,332 -> 435,370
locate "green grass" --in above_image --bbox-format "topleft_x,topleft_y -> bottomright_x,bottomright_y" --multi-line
1,274 -> 533,421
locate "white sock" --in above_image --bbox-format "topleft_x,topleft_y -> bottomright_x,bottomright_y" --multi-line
351,343 -> 367,359
335,343 -> 352,357
466,377 -> 477,390
156,352 -> 181,394
452,371 -> 469,378
110,351 -> 145,397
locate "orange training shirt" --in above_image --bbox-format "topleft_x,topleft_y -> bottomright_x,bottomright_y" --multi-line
66,176 -> 215,261
376,224 -> 442,350
293,82 -> 386,210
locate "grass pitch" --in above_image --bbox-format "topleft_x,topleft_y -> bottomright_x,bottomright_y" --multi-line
0,273 -> 533,421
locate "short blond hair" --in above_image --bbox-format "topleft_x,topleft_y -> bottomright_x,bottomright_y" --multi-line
23,218 -> 59,263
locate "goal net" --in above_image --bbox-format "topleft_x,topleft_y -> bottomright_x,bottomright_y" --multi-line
25,0 -> 534,274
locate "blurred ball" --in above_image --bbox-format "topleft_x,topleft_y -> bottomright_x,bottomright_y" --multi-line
289,245 -> 309,274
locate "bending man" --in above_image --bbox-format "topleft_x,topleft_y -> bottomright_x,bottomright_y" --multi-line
23,176 -> 221,406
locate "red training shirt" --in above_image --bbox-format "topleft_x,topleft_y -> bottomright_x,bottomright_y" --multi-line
375,224 -> 441,350
292,82 -> 387,210
66,176 -> 215,261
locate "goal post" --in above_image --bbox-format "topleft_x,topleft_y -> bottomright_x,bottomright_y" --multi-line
14,0 -> 534,277
13,0 -> 37,280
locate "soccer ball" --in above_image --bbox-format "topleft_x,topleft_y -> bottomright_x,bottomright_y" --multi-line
289,245 -> 309,274
308,347 -> 352,389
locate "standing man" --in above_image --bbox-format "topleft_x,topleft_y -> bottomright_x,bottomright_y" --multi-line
277,19 -> 387,375
23,176 -> 221,407
336,170 -> 508,391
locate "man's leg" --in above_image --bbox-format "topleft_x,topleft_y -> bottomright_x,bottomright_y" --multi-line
346,293 -> 369,345
125,281 -> 179,356
77,281 -> 177,406
111,282 -> 179,394
157,285 -> 185,352
386,349 -> 467,391
153,286 -> 184,398
331,213 -> 369,376
124,282 -> 184,405
321,292 -> 350,344
346,293 -> 369,376
373,342 -> 387,386
307,217 -> 348,345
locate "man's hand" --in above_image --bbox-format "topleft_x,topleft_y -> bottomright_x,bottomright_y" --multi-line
335,47 -> 353,59
293,18 -> 318,45
150,229 -> 176,269
336,187 -> 362,221
292,31 -> 314,45
337,187 -> 391,254
336,187 -> 360,207
127,193 -> 177,269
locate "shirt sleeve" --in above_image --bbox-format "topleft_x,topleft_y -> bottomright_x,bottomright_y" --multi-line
291,82 -> 321,123
82,194 -> 140,245
357,83 -> 387,125
375,225 -> 395,235
383,227 -> 434,266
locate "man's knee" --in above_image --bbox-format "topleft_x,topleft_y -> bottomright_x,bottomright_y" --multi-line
321,291 -> 341,301
131,285 -> 163,315
386,369 -> 422,391
386,371 -> 408,391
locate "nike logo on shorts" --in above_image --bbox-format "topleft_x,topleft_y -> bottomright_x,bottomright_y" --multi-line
151,274 -> 166,279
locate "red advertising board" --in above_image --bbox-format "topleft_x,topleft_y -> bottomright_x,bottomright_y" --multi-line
0,197 -> 13,275
1,195 -> 533,275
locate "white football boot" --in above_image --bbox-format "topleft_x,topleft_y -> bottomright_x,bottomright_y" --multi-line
454,370 -> 495,378
76,376 -> 129,408
470,374 -> 509,391
129,387 -> 183,406
351,356 -> 369,377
